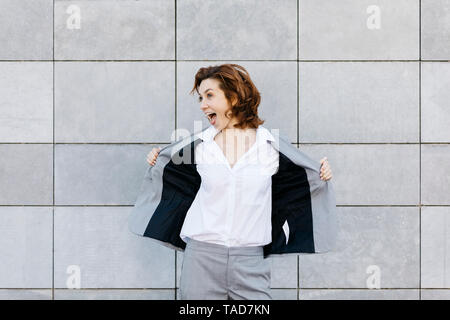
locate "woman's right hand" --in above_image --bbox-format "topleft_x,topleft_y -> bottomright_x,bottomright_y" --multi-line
147,147 -> 161,166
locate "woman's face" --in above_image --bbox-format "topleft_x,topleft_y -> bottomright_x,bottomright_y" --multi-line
198,78 -> 237,130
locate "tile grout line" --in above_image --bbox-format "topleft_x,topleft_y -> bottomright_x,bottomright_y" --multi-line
174,0 -> 178,300
0,203 -> 442,208
297,0 -> 300,147
419,0 -> 422,301
297,0 -> 300,301
17,142 -> 450,144
52,0 -> 55,301
2,59 -> 448,62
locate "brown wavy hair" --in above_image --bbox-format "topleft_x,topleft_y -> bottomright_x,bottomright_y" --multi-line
189,63 -> 265,129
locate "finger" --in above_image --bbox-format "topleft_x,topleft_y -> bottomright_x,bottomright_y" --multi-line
322,167 -> 331,174
321,171 -> 331,178
320,160 -> 328,168
321,166 -> 329,174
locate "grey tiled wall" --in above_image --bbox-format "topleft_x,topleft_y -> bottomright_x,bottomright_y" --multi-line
0,0 -> 449,300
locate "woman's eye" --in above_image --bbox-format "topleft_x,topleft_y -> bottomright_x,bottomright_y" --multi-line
198,94 -> 212,102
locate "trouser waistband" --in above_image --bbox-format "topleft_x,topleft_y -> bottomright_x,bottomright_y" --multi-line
185,238 -> 264,256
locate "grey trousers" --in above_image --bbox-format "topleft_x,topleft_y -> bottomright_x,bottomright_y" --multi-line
179,238 -> 272,300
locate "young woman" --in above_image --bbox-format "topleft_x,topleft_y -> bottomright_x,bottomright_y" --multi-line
145,64 -> 333,300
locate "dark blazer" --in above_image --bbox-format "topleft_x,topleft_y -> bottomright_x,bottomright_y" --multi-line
128,127 -> 338,258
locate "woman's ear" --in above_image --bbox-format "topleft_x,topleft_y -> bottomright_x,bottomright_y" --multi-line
231,96 -> 238,107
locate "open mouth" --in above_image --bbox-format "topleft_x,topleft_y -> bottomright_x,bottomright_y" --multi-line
206,112 -> 217,124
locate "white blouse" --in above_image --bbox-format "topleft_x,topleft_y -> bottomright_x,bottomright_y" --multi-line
179,125 -> 279,247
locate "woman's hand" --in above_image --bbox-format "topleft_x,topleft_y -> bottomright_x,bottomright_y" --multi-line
319,157 -> 333,181
147,147 -> 161,166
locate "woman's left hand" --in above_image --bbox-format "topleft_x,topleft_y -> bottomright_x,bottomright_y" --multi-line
319,157 -> 333,181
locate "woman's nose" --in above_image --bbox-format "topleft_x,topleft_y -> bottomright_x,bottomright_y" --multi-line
200,101 -> 208,111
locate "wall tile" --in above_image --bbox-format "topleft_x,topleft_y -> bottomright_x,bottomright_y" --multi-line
0,207 -> 52,288
55,0 -> 175,60
421,289 -> 450,300
54,207 -> 175,288
298,207 -> 420,288
55,62 -> 175,143
177,0 -> 297,60
0,0 -> 52,60
0,144 -> 53,205
421,63 -> 450,143
0,62 -> 53,143
54,144 -> 166,205
54,289 -> 174,300
421,145 -> 450,205
421,0 -> 450,60
299,0 -> 419,60
299,62 -> 419,143
299,144 -> 420,205
0,290 -> 52,300
421,207 -> 450,288
270,289 -> 297,300
299,289 -> 419,300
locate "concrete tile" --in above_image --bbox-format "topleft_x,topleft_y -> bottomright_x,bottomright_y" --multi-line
299,144 -> 420,205
299,62 -> 419,143
421,207 -> 450,288
298,207 -> 420,288
54,206 -> 175,288
421,0 -> 450,59
54,144 -> 167,205
299,289 -> 419,300
55,62 -> 175,143
0,290 -> 52,300
55,0 -> 174,60
177,0 -> 297,60
0,144 -> 53,205
54,289 -> 174,300
421,62 -> 450,143
421,145 -> 450,205
299,0 -> 419,60
0,0 -> 52,60
0,62 -> 53,142
0,207 -> 52,288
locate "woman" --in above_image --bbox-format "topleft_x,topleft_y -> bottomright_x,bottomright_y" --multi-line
145,64 -> 333,300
